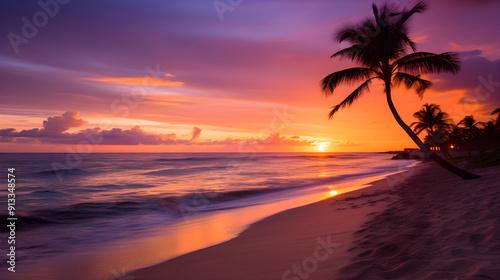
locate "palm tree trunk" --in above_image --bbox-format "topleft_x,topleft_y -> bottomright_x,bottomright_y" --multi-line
385,83 -> 480,180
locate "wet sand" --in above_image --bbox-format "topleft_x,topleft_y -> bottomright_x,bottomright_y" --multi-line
124,165 -> 420,280
124,162 -> 500,280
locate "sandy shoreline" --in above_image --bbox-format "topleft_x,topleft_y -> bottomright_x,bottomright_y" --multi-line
123,164 -> 426,280
336,162 -> 500,280
123,162 -> 500,279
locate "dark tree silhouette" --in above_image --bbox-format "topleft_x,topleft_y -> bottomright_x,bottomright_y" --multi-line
411,103 -> 453,136
321,1 -> 480,179
458,115 -> 483,155
492,108 -> 500,128
411,103 -> 453,156
481,120 -> 499,150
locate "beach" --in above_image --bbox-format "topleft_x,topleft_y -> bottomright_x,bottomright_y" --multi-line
125,162 -> 500,280
0,152 -> 418,280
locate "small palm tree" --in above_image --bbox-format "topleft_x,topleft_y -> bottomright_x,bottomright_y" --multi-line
458,115 -> 483,137
411,103 -> 453,156
322,1 -> 480,179
411,103 -> 453,137
481,120 -> 499,150
447,125 -> 464,150
492,108 -> 500,128
458,115 -> 483,154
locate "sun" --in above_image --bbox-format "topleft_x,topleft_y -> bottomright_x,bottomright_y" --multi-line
316,142 -> 328,152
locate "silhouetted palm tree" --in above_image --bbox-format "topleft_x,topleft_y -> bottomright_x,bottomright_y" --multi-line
458,115 -> 483,154
447,125 -> 464,150
321,1 -> 480,179
411,103 -> 453,156
458,115 -> 482,137
481,120 -> 499,150
492,108 -> 500,128
411,103 -> 453,137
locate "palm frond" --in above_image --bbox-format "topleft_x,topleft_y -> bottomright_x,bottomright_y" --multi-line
396,52 -> 460,75
491,108 -> 500,115
393,72 -> 432,98
336,24 -> 358,43
321,67 -> 375,94
331,46 -> 360,60
401,33 -> 417,52
328,78 -> 374,118
398,1 -> 428,26
410,122 -> 427,135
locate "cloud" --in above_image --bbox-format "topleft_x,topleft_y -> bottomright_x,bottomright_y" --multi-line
0,112 -> 324,147
441,0 -> 499,8
0,112 -> 185,145
431,54 -> 500,112
189,127 -> 202,141
241,133 -> 318,146
84,76 -> 184,87
335,140 -> 368,147
42,111 -> 88,134
459,49 -> 483,59
78,126 -> 187,145
0,111 -> 88,141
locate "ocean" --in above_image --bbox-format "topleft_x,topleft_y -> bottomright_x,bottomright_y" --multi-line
0,152 -> 418,280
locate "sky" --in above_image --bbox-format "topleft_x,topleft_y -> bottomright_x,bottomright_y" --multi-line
0,0 -> 499,153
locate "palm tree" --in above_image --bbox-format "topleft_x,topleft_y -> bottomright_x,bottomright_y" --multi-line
321,1 -> 480,179
481,120 -> 499,150
447,125 -> 464,150
410,103 -> 453,156
458,115 -> 483,154
492,108 -> 500,128
411,103 -> 453,137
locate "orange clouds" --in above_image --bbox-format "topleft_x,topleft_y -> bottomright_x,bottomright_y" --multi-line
84,74 -> 183,87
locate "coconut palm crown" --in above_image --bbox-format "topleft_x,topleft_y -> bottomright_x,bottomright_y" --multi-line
322,1 -> 480,179
492,108 -> 500,128
411,103 -> 453,137
458,115 -> 483,138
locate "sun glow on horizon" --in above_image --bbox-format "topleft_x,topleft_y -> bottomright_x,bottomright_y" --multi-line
316,142 -> 329,152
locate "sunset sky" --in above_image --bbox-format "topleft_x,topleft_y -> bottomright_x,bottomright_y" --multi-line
1,0 -> 499,153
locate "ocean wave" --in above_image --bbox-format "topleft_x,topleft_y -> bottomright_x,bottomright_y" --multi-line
35,168 -> 88,176
144,166 -> 234,176
154,157 -> 229,162
152,153 -> 342,163
1,187 -> 290,232
30,190 -> 70,197
0,215 -> 65,232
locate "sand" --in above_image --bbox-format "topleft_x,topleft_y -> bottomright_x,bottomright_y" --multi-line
336,162 -> 500,280
123,162 -> 500,280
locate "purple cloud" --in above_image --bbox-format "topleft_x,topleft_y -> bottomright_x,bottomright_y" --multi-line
0,112 -> 319,146
189,126 -> 202,141
431,53 -> 500,112
42,111 -> 88,134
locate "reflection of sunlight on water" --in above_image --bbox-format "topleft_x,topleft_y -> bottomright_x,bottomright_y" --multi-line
317,160 -> 328,177
318,169 -> 328,177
